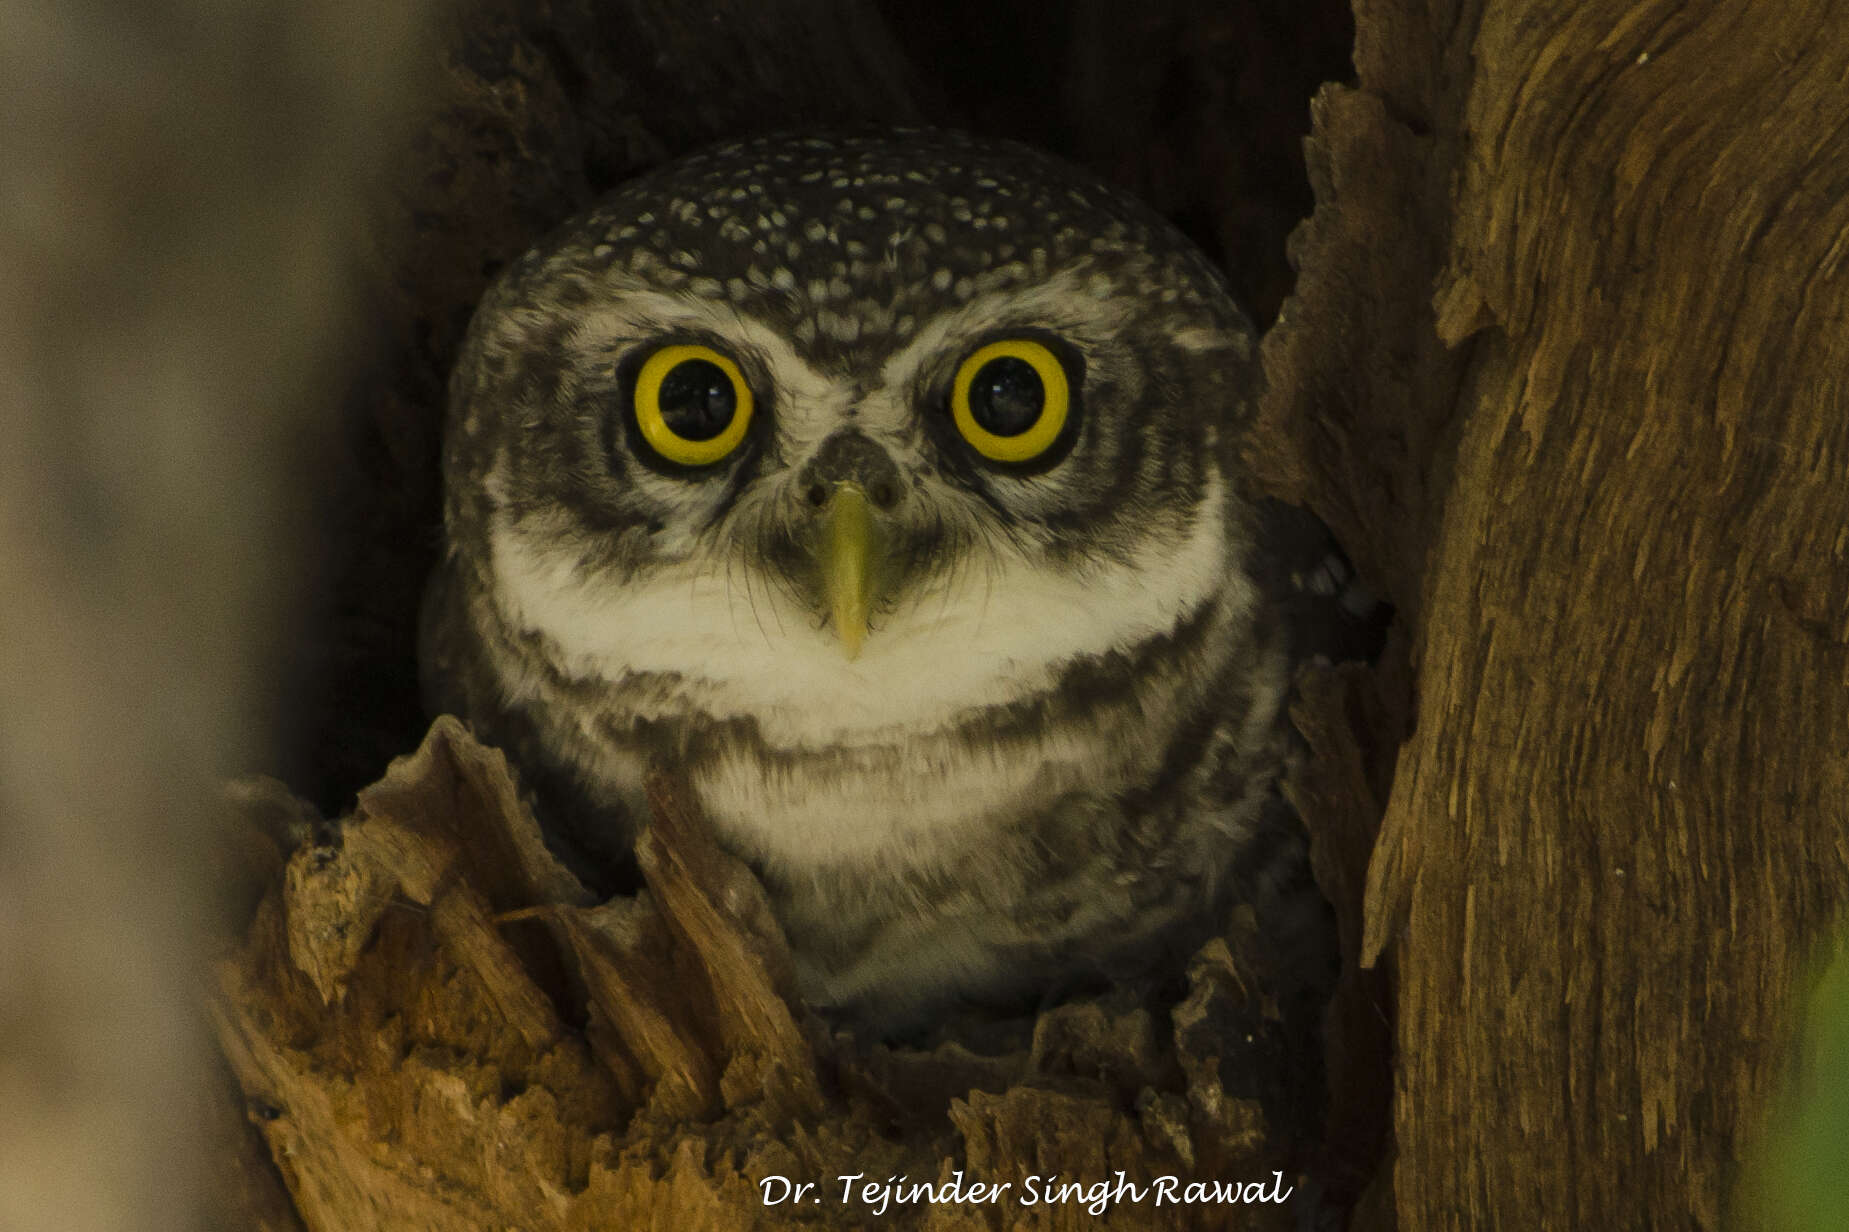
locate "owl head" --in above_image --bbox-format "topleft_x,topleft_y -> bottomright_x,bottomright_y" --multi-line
438,130 -> 1261,728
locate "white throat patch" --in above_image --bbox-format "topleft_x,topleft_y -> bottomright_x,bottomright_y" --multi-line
487,470 -> 1239,750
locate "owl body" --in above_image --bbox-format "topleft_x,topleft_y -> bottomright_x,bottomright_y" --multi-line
423,131 -> 1313,1030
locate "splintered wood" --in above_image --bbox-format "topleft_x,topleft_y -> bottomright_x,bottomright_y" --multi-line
212,718 -> 1309,1230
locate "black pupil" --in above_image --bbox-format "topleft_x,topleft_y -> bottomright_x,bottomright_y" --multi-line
657,358 -> 737,441
968,357 -> 1045,437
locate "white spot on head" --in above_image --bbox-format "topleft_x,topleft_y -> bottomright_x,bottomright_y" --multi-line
1170,326 -> 1242,354
818,309 -> 861,343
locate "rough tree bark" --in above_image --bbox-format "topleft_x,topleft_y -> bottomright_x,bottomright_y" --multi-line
1260,1 -> 1849,1228
217,719 -> 1307,1229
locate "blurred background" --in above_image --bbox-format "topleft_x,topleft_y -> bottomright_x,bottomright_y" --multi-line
1,2 -> 433,1228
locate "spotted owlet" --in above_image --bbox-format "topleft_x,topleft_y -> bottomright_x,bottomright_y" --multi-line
421,129 -> 1341,1034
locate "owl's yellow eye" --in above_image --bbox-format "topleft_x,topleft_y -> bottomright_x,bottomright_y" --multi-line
633,344 -> 754,466
950,338 -> 1071,464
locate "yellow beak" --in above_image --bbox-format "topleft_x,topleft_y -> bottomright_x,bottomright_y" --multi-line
820,484 -> 876,658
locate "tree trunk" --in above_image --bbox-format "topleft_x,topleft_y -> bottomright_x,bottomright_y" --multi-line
1263,1 -> 1849,1227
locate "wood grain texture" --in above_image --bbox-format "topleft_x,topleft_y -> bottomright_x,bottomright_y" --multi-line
214,720 -> 1302,1229
1273,0 -> 1849,1226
